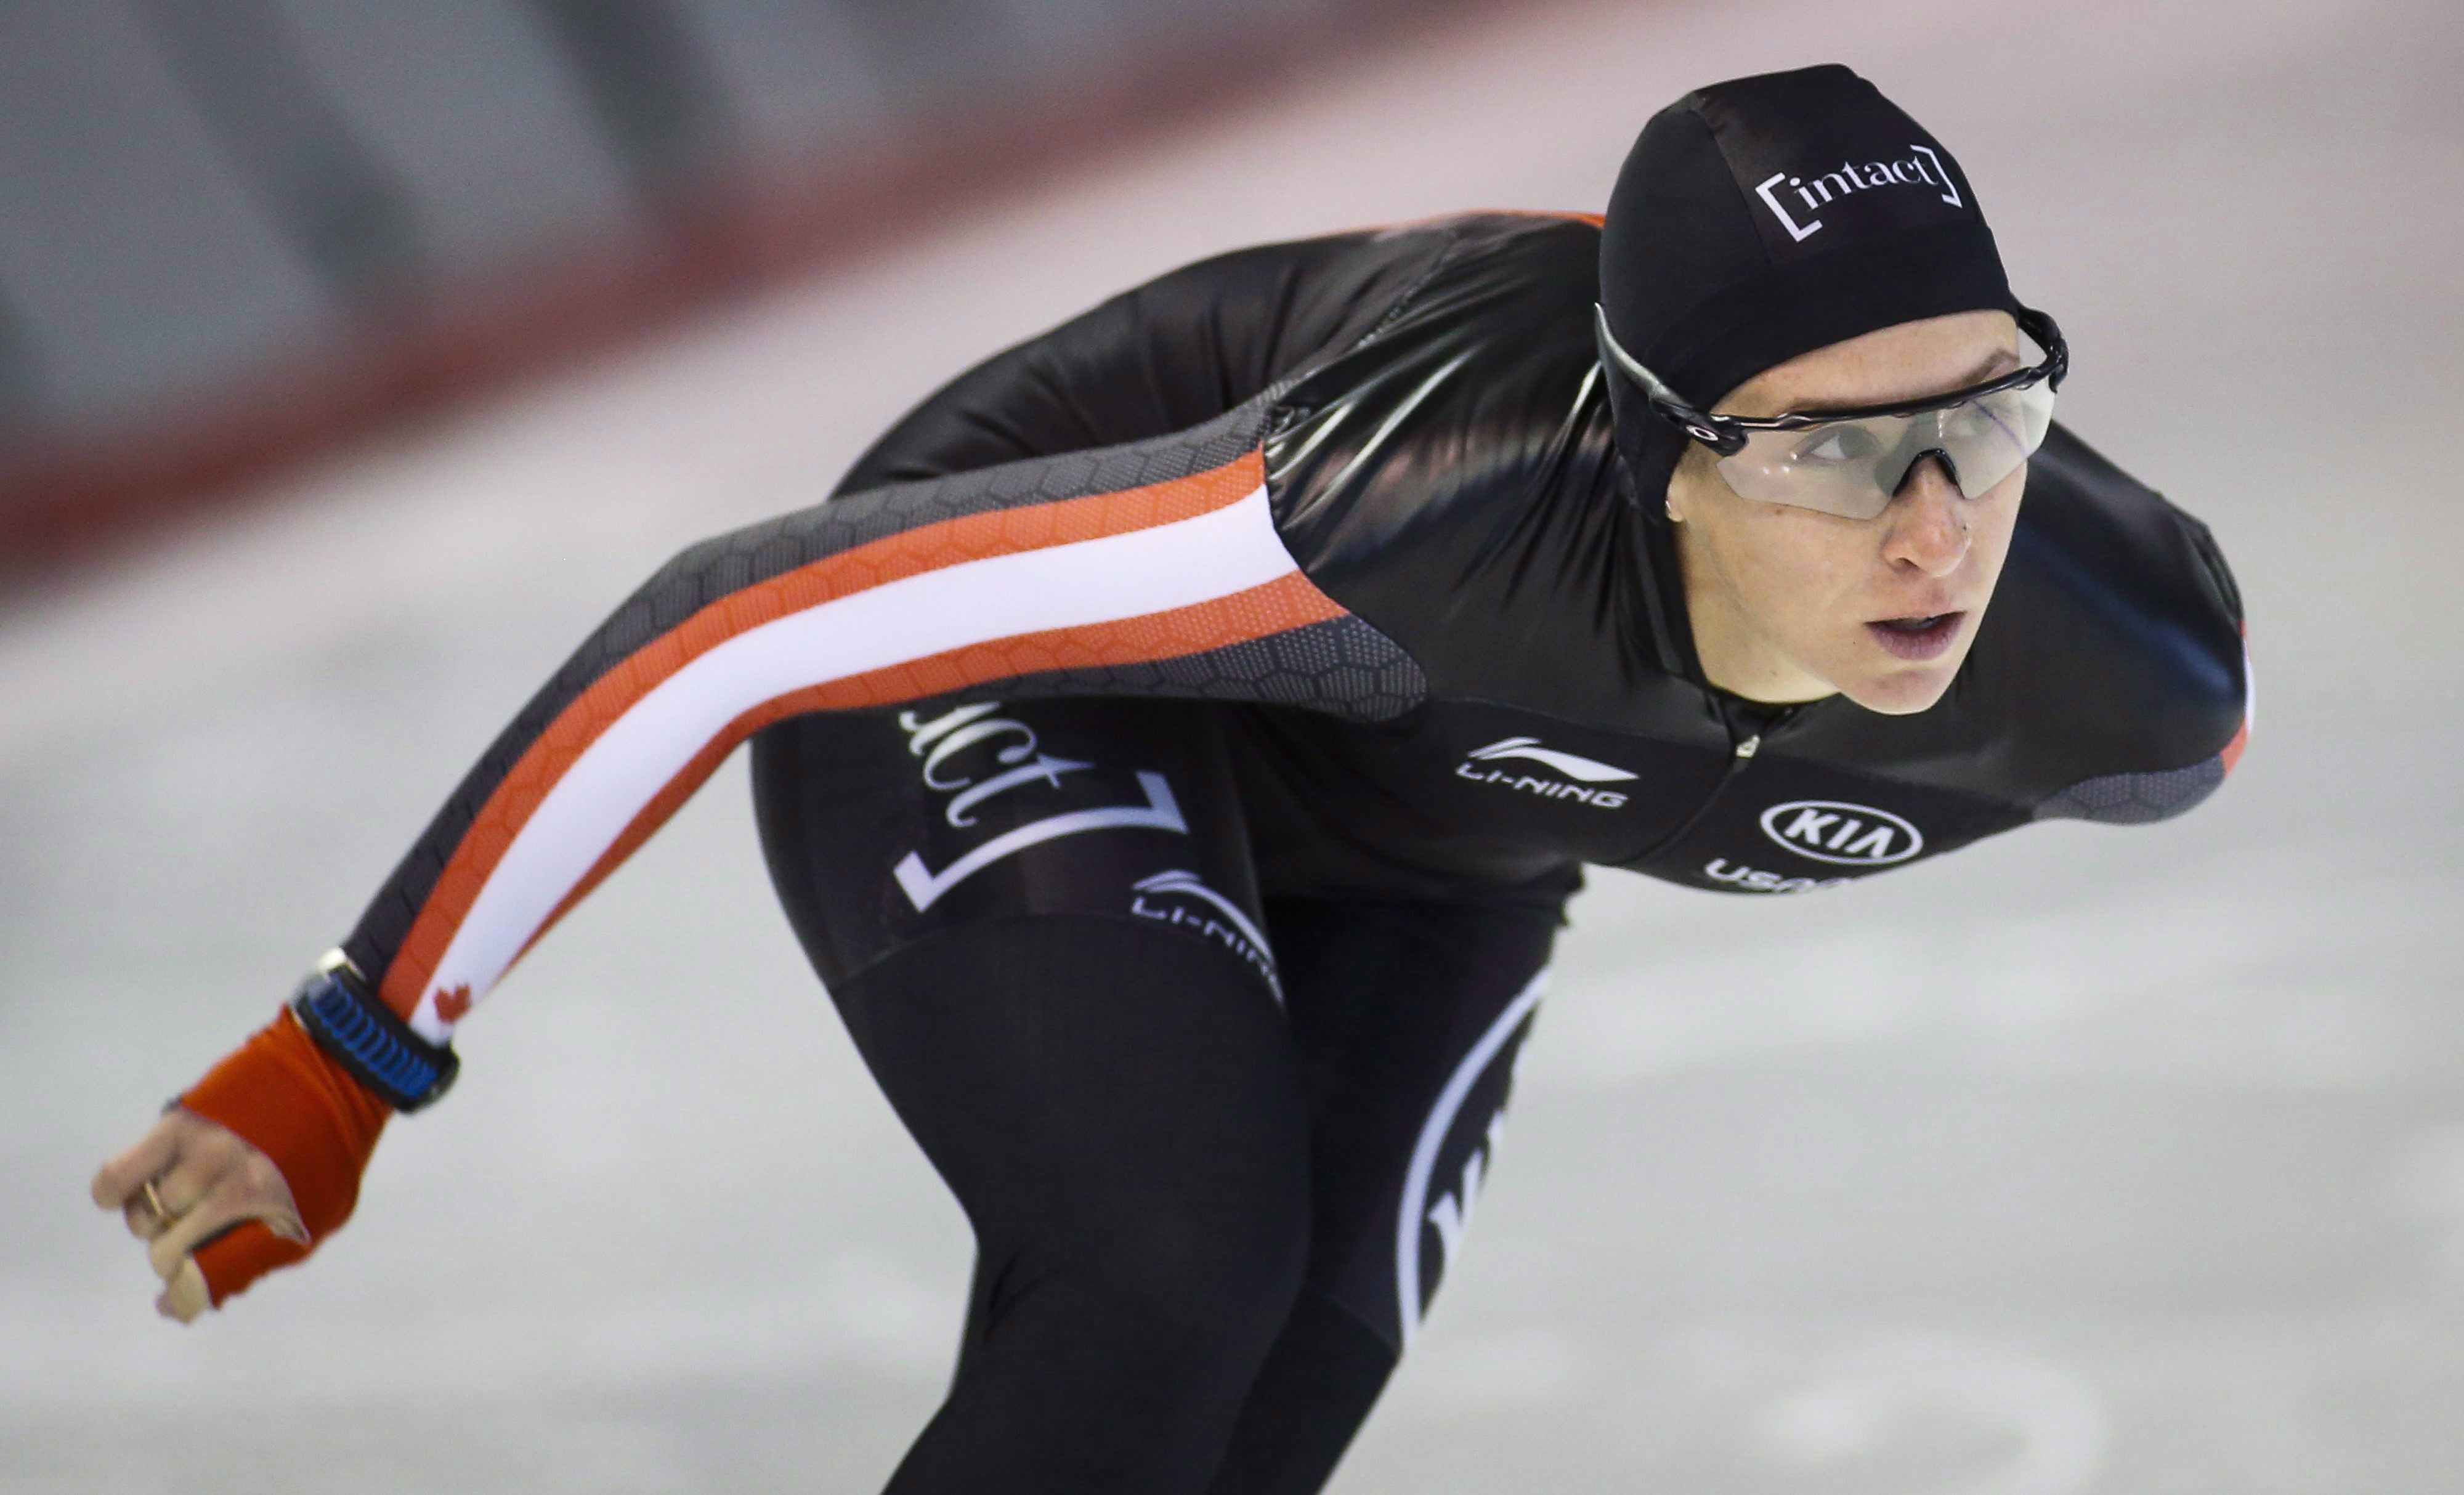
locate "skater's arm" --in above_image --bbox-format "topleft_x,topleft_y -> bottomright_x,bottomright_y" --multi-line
2012,429 -> 2253,824
93,223 -> 1459,1316
344,402 -> 1373,1045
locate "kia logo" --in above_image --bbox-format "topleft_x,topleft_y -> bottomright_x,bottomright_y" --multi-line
1757,800 -> 1925,866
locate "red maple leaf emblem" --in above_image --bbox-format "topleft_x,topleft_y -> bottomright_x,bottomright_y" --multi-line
432,984 -> 473,1025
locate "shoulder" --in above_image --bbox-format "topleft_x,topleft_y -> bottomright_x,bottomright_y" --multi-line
1297,211 -> 1605,352
1112,211 -> 1608,412
835,223 -> 1470,492
1260,214 -> 1645,712
1964,423 -> 2250,814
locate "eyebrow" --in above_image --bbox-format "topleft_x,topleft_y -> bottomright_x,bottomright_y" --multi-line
1772,348 -> 2025,417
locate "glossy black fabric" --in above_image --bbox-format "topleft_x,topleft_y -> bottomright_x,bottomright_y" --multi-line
739,204 -> 2246,1491
833,229 -> 1453,490
807,211 -> 2243,906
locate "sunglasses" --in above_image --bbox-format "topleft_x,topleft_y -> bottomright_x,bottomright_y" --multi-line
1595,304 -> 2069,521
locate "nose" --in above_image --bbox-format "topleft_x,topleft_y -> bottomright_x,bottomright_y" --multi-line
1881,455 -> 1971,578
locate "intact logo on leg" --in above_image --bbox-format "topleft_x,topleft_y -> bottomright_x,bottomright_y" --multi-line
890,702 -> 1188,911
1758,800 -> 1924,866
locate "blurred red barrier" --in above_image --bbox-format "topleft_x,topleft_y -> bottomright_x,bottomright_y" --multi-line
0,0 -> 1530,593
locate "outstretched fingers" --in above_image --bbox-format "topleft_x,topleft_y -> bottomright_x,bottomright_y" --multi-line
120,1146 -> 216,1241
96,1107 -> 312,1324
91,1116 -> 181,1213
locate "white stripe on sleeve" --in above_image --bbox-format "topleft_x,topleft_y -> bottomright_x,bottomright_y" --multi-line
413,484 -> 1288,1039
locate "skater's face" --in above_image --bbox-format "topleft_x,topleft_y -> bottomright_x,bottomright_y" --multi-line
1663,310 -> 2026,715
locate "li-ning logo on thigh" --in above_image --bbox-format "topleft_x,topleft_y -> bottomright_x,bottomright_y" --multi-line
1130,870 -> 1279,1000
1456,737 -> 1635,809
891,703 -> 1187,911
1753,144 -> 1963,243
1758,800 -> 1924,867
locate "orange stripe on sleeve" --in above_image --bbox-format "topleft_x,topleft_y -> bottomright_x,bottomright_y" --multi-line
379,449 -> 1271,1015
518,570 -> 1347,960
2219,718 -> 2249,776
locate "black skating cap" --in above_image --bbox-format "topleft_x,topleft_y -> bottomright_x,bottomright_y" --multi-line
1599,65 -> 2019,493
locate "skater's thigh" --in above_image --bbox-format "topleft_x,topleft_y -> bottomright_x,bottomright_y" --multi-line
751,694 -> 1274,997
750,697 -> 1300,1224
1263,886 -> 1575,1352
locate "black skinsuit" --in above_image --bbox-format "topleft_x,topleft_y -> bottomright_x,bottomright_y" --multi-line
756,213 -> 2243,912
342,214 -> 2248,1493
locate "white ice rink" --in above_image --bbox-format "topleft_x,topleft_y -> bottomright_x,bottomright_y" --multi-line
6,0 -> 2462,1489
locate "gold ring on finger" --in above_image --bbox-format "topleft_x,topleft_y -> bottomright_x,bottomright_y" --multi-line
141,1178 -> 178,1225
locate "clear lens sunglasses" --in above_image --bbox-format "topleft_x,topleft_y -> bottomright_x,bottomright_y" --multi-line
1595,304 -> 2069,521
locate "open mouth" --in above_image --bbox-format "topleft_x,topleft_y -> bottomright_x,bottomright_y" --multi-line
1865,611 -> 1965,662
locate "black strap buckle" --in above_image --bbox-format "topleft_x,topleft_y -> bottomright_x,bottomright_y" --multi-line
289,951 -> 459,1112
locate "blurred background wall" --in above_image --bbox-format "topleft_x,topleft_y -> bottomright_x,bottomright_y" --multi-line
0,0 -> 1472,582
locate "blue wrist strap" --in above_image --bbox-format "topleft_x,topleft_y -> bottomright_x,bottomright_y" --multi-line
288,952 -> 459,1112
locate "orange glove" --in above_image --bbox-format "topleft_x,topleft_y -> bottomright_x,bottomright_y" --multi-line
94,1010 -> 389,1318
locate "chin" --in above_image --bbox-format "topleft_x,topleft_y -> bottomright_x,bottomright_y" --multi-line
1838,662 -> 1960,715
1827,610 -> 1983,715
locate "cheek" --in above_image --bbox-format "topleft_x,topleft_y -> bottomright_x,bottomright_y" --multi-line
1730,511 -> 1870,619
1961,480 -> 2026,589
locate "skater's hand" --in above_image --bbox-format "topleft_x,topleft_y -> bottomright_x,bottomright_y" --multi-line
93,1108 -> 308,1323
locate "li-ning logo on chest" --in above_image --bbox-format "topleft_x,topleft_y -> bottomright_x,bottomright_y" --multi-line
1753,145 -> 1960,243
1455,737 -> 1635,809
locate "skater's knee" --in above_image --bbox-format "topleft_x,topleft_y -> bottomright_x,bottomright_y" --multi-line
1077,1193 -> 1308,1351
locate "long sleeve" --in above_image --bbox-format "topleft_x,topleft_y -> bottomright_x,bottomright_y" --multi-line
2018,430 -> 2253,826
336,227 -> 1458,1044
